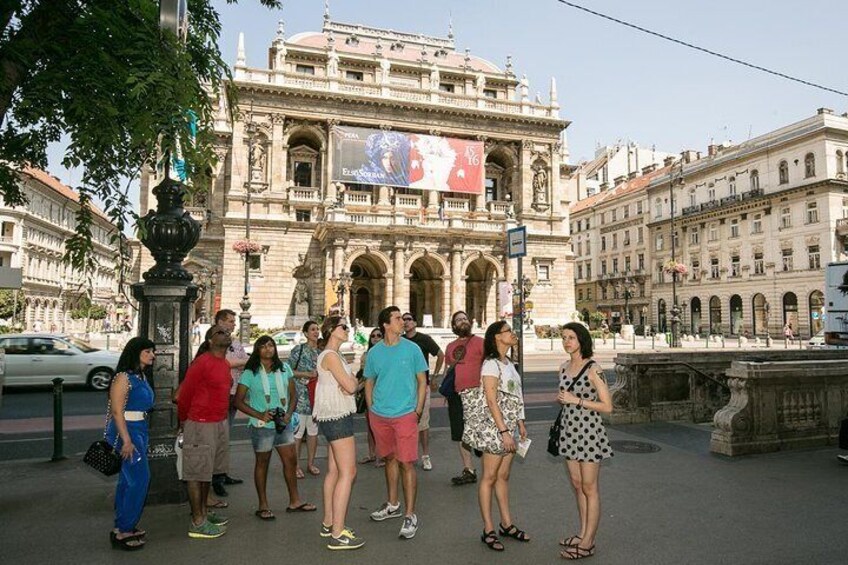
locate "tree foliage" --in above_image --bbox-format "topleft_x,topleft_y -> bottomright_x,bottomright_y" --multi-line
68,295 -> 107,320
0,288 -> 25,320
0,0 -> 281,273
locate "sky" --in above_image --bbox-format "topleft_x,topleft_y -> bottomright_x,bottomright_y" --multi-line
48,0 -> 848,214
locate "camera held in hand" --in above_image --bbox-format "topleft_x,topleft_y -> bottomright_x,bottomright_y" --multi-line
271,408 -> 287,434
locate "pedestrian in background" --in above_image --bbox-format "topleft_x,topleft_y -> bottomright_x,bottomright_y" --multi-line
357,327 -> 384,466
214,309 -> 246,495
107,336 -> 156,551
557,322 -> 613,560
288,320 -> 322,478
313,316 -> 363,550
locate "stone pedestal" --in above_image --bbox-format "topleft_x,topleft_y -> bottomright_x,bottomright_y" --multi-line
132,282 -> 198,504
620,324 -> 634,341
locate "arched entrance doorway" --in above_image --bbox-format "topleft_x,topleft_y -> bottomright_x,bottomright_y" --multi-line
809,290 -> 824,336
349,254 -> 388,326
409,255 -> 445,327
690,297 -> 702,335
709,296 -> 722,335
465,257 -> 498,327
657,299 -> 667,333
729,295 -> 743,335
752,293 -> 767,336
782,292 -> 798,335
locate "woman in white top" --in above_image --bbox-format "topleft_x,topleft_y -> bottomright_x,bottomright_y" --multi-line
313,316 -> 364,551
476,320 -> 528,552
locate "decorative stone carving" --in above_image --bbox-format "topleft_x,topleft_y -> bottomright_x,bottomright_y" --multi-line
532,165 -> 549,208
294,279 -> 310,318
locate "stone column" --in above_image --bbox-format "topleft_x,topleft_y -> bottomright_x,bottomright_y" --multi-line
393,243 -> 406,311
450,245 -> 463,316
270,115 -> 285,193
441,275 -> 451,327
384,274 -> 393,306
332,239 -> 345,277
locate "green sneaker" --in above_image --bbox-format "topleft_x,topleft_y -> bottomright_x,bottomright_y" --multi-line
321,524 -> 356,538
207,512 -> 229,527
327,529 -> 365,550
188,519 -> 226,539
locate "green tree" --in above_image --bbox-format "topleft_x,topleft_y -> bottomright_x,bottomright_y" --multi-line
0,0 -> 280,272
588,311 -> 606,329
0,289 -> 25,320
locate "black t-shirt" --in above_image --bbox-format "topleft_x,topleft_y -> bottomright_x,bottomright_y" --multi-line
404,331 -> 442,381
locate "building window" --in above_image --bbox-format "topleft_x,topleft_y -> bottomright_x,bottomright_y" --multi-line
576,241 -> 582,256
637,253 -> 645,271
623,230 -> 630,246
838,150 -> 845,175
655,233 -> 664,251
601,260 -> 607,275
623,205 -> 630,219
691,260 -> 700,280
295,64 -> 315,75
625,255 -> 632,272
729,176 -> 736,196
637,201 -> 643,214
805,201 -> 819,224
485,178 -> 497,203
730,218 -> 740,238
779,160 -> 789,184
612,258 -> 619,274
637,227 -> 644,244
295,209 -> 312,222
577,264 -> 583,279
586,218 -> 590,229
731,255 -> 740,277
439,83 -> 455,93
709,224 -> 718,241
656,263 -> 665,284
537,264 -> 550,281
750,169 -> 760,190
690,227 -> 700,245
586,288 -> 592,300
578,289 -> 583,301
483,89 -> 497,99
808,245 -> 821,270
710,258 -> 720,279
576,220 -> 582,232
601,287 -> 607,300
780,207 -> 791,229
248,253 -> 262,272
654,198 -> 663,219
345,70 -> 364,81
752,214 -> 762,234
672,230 -> 679,249
293,161 -> 313,187
601,236 -> 606,251
804,153 -> 815,178
754,252 -> 764,275
600,212 -> 606,225
586,239 -> 591,254
708,184 -> 716,202
586,264 -> 592,279
612,233 -> 618,249
782,248 -> 793,271
611,209 -> 617,222
689,189 -> 696,207
843,198 -> 848,219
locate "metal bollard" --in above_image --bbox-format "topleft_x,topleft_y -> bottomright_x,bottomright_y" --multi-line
632,334 -> 636,350
51,378 -> 66,461
106,333 -> 110,351
706,335 -> 709,348
613,333 -> 616,350
651,334 -> 655,349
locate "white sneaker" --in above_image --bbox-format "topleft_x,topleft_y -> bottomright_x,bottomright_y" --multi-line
399,514 -> 418,539
421,455 -> 432,471
370,501 -> 402,521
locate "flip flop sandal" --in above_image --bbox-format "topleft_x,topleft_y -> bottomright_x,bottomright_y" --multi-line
295,468 -> 305,479
308,465 -> 321,476
359,456 -> 376,464
110,533 -> 145,551
255,509 -> 276,521
285,502 -> 317,513
560,535 -> 581,547
499,523 -> 530,542
208,500 -> 229,509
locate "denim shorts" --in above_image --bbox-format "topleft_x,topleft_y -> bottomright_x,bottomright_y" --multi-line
250,425 -> 295,452
317,415 -> 354,442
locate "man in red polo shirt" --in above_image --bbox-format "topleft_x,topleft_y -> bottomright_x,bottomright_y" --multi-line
179,327 -> 233,539
443,311 -> 484,486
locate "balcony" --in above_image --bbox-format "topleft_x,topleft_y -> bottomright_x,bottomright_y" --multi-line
289,187 -> 321,204
443,197 -> 470,213
344,191 -> 372,207
395,194 -> 422,209
681,189 -> 767,217
487,200 -> 512,216
337,210 -> 503,233
836,217 -> 848,245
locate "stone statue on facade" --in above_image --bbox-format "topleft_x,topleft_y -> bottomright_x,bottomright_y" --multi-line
327,47 -> 340,78
379,57 -> 391,84
250,143 -> 266,183
430,64 -> 440,91
532,167 -> 548,205
475,73 -> 485,97
294,279 -> 310,318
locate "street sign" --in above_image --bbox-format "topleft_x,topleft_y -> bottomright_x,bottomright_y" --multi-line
507,226 -> 527,258
0,267 -> 22,289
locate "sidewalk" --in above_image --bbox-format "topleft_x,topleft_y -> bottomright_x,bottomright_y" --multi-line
0,421 -> 845,564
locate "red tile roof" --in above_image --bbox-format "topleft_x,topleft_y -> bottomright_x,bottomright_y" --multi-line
569,166 -> 671,215
21,166 -> 112,222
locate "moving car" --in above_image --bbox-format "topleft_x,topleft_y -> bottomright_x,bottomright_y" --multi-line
0,334 -> 120,390
806,330 -> 826,350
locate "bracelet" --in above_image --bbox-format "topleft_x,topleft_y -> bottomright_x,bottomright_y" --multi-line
499,429 -> 509,434
578,398 -> 584,408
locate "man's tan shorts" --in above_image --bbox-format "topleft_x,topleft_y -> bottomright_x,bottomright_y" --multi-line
181,419 -> 229,482
417,391 -> 431,431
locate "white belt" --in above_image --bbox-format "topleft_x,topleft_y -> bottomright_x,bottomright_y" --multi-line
124,411 -> 146,421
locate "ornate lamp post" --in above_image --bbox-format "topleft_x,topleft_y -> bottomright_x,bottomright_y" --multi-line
764,301 -> 773,346
669,155 -> 685,348
331,271 -> 353,318
239,116 -> 259,344
616,276 -> 636,325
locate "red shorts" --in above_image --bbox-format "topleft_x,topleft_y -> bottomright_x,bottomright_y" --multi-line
369,411 -> 419,463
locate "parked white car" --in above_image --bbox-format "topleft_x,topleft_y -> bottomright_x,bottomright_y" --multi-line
807,330 -> 825,349
0,334 -> 120,390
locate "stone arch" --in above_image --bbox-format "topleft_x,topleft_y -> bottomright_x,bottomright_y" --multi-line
406,249 -> 449,276
752,293 -> 767,336
282,123 -> 327,151
460,251 -> 504,281
348,251 -> 390,326
464,253 -> 502,327
809,290 -> 824,336
344,247 -> 392,276
485,144 -> 519,203
408,253 -> 447,327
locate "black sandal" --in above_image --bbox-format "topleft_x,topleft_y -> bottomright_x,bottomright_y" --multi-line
110,532 -> 145,551
560,535 -> 581,547
560,544 -> 595,560
499,523 -> 531,542
481,530 -> 505,551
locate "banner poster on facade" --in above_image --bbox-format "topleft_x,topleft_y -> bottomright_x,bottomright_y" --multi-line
331,126 -> 483,194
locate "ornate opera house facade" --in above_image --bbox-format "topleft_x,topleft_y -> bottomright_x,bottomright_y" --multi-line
139,15 -> 575,329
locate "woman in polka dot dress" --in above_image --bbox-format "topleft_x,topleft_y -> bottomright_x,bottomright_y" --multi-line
556,322 -> 613,561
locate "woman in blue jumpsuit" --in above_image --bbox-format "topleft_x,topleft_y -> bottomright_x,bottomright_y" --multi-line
106,337 -> 156,551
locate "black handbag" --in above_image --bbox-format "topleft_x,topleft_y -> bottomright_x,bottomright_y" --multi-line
839,418 -> 848,450
84,376 -> 129,476
438,366 -> 457,398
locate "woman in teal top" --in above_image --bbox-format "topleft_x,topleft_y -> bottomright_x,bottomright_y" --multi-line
235,335 -> 316,520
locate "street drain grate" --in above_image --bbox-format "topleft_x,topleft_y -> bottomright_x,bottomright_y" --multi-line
610,440 -> 661,454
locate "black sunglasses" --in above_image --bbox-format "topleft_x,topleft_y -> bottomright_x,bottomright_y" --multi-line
402,317 -> 414,322
371,333 -> 383,339
336,324 -> 349,331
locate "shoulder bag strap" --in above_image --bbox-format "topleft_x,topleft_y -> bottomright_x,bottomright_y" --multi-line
104,373 -> 131,447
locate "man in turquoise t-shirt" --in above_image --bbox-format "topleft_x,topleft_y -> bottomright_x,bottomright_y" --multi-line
364,306 -> 427,540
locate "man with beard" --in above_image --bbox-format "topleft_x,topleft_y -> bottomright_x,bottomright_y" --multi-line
443,311 -> 485,485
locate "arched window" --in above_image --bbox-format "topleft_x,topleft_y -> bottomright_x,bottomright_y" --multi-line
809,290 -> 824,335
728,176 -> 736,196
804,153 -> 815,178
709,295 -> 722,335
690,297 -> 702,335
836,150 -> 845,175
750,169 -> 760,190
778,160 -> 789,184
782,292 -> 798,331
729,295 -> 743,335
752,293 -> 767,336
